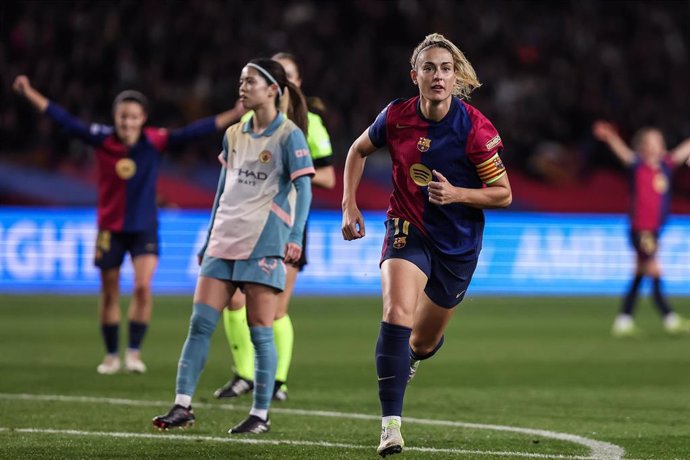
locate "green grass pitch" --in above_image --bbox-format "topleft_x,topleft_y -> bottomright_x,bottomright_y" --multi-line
1,294 -> 689,459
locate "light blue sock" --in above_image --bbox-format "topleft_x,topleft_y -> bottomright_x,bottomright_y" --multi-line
250,326 -> 277,411
176,303 -> 221,397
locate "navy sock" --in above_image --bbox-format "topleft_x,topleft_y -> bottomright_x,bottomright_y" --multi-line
128,321 -> 148,350
176,303 -> 220,396
652,277 -> 672,316
101,323 -> 119,354
375,321 -> 412,417
621,274 -> 643,316
410,335 -> 445,361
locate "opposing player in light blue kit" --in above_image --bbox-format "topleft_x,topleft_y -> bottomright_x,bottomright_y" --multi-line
152,57 -> 314,434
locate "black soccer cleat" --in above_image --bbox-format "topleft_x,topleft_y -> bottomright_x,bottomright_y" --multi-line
213,375 -> 254,399
228,414 -> 271,434
272,380 -> 288,402
152,404 -> 195,430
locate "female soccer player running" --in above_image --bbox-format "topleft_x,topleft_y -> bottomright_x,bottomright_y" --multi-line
152,58 -> 313,434
12,75 -> 242,375
341,33 -> 512,456
214,52 -> 336,402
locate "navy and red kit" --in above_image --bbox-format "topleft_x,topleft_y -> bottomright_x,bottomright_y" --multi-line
369,96 -> 506,307
627,157 -> 673,260
46,102 -> 217,232
46,102 -> 217,268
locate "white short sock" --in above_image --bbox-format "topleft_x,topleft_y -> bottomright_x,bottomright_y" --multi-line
382,415 -> 401,427
249,407 -> 269,421
175,394 -> 192,408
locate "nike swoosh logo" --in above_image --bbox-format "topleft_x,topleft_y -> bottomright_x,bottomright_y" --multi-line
377,375 -> 396,381
396,123 -> 412,129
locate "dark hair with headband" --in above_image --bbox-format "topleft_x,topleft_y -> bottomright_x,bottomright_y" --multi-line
248,58 -> 308,135
112,90 -> 149,114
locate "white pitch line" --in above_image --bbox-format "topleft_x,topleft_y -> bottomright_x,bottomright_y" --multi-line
0,427 -> 597,459
0,393 -> 624,460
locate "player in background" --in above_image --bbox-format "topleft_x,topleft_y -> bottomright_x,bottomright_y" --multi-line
593,121 -> 690,337
341,33 -> 511,456
152,57 -> 313,434
213,52 -> 335,402
12,75 -> 242,375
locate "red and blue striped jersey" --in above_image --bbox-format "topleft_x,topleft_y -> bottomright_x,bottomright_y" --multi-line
45,102 -> 217,232
368,96 -> 505,259
629,157 -> 673,231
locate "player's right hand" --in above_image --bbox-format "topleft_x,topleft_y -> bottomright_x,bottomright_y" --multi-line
342,205 -> 365,240
12,75 -> 31,95
592,120 -> 615,142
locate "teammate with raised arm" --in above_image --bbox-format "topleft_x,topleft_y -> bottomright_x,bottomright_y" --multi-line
13,75 -> 242,375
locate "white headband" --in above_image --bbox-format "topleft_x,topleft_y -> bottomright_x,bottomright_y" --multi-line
247,63 -> 283,97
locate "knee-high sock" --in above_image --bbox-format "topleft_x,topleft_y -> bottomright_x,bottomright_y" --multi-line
250,326 -> 277,411
222,307 -> 254,380
176,303 -> 220,396
101,323 -> 119,355
621,274 -> 643,316
410,335 -> 445,361
128,321 -> 147,351
273,315 -> 294,384
375,321 -> 412,417
652,277 -> 673,316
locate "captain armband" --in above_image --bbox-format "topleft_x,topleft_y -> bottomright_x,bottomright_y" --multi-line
475,152 -> 506,184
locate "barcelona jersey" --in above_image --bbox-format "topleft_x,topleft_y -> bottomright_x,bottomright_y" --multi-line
368,96 -> 505,259
45,102 -> 217,232
628,157 -> 673,232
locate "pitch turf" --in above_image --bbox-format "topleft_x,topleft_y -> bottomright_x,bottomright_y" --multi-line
0,294 -> 689,459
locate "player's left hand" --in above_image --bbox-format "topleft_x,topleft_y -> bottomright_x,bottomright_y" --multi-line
284,242 -> 302,264
428,170 -> 457,205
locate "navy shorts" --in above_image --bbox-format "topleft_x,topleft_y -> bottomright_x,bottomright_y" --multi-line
94,229 -> 159,269
630,230 -> 658,261
380,218 -> 478,308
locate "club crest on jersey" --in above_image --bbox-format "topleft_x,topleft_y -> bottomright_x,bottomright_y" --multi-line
393,236 -> 407,249
259,150 -> 273,164
417,137 -> 432,152
409,163 -> 432,186
115,158 -> 136,179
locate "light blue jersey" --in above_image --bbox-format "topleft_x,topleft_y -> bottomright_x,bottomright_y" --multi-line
203,113 -> 314,261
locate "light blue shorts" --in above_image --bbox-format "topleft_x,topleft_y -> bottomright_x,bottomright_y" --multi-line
200,255 -> 287,291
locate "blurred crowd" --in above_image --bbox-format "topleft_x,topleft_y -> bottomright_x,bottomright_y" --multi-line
3,0 -> 690,185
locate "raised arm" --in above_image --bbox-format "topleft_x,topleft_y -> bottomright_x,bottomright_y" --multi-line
13,75 -> 49,112
341,129 -> 377,240
214,99 -> 246,129
668,137 -> 690,166
592,120 -> 636,166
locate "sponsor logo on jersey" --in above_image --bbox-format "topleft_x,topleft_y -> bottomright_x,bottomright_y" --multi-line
115,158 -> 136,180
653,173 -> 668,194
259,150 -> 273,164
294,148 -> 309,158
485,134 -> 502,151
409,163 -> 432,186
417,137 -> 431,152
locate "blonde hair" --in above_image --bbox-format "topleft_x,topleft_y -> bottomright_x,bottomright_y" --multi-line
410,33 -> 481,100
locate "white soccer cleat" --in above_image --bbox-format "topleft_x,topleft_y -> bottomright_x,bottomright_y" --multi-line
97,355 -> 121,375
663,313 -> 690,335
124,351 -> 147,374
611,314 -> 639,338
377,420 -> 404,457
